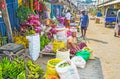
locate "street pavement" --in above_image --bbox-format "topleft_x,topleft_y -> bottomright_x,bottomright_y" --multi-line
86,16 -> 120,79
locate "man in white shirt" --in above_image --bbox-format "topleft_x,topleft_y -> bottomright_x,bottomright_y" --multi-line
64,10 -> 71,29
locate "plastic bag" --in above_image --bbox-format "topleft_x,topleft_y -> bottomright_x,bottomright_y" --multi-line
56,60 -> 80,79
56,28 -> 67,43
44,58 -> 62,78
76,50 -> 90,61
83,47 -> 95,59
71,56 -> 86,68
26,34 -> 40,61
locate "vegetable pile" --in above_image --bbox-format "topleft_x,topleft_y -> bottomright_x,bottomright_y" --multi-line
0,57 -> 44,79
14,35 -> 28,48
19,14 -> 41,36
59,62 -> 71,68
40,34 -> 50,51
49,62 -> 60,66
27,60 -> 44,79
0,57 -> 25,79
58,48 -> 68,52
41,45 -> 53,53
16,5 -> 34,22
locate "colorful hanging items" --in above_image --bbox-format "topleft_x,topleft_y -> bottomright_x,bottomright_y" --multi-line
0,1 -> 6,10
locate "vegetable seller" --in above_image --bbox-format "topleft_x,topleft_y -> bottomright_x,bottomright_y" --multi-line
80,10 -> 89,40
64,10 -> 71,29
67,31 -> 81,54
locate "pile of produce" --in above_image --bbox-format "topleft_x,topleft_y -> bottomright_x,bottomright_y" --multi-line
58,48 -> 68,52
0,57 -> 44,79
19,14 -> 41,36
59,62 -> 70,68
14,35 -> 28,48
27,60 -> 44,79
16,5 -> 34,22
17,5 -> 41,36
49,61 -> 60,66
41,45 -> 53,53
0,57 -> 25,79
40,34 -> 50,50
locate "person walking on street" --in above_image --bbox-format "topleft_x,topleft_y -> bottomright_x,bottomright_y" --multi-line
64,10 -> 71,29
80,10 -> 89,39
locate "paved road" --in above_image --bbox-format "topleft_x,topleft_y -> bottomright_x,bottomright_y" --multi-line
86,17 -> 120,79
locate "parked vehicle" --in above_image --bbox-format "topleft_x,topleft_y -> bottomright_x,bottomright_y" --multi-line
114,10 -> 120,37
105,8 -> 118,27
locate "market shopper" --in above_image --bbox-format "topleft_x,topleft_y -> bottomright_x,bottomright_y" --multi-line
80,10 -> 89,39
64,10 -> 71,29
70,16 -> 75,23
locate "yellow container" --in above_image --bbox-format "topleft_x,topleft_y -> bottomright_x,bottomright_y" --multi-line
44,58 -> 62,78
53,40 -> 65,53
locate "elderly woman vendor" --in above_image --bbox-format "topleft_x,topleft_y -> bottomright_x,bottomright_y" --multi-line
67,31 -> 86,54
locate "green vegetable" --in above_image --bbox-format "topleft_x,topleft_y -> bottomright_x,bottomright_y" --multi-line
0,57 -> 25,78
0,57 -> 44,79
59,62 -> 70,68
50,62 -> 60,66
0,64 -> 3,79
17,71 -> 26,79
40,34 -> 50,50
16,5 -> 34,22
27,60 -> 44,79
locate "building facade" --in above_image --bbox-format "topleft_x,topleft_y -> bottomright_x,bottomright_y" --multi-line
97,0 -> 120,15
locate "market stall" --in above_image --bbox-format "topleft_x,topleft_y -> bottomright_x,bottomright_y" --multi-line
0,0 -> 103,79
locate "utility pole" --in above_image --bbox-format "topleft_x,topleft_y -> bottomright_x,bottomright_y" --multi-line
0,0 -> 14,42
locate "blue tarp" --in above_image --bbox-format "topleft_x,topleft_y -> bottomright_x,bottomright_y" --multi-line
6,0 -> 19,29
50,4 -> 63,18
0,18 -> 6,36
0,0 -> 19,36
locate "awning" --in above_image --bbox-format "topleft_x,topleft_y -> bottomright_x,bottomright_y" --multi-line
98,0 -> 120,7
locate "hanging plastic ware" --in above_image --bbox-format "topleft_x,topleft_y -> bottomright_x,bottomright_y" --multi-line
0,2 -> 6,10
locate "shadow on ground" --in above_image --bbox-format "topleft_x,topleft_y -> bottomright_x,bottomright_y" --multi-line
87,38 -> 108,44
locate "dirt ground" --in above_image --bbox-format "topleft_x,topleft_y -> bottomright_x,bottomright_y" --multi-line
86,16 -> 120,79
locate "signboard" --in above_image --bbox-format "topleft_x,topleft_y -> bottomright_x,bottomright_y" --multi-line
45,0 -> 59,3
